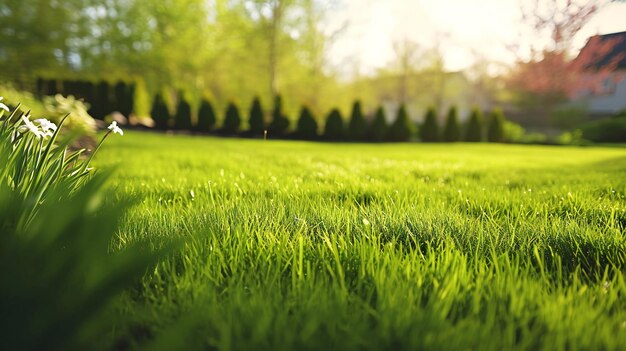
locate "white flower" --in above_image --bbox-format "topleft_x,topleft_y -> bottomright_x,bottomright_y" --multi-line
34,118 -> 57,137
107,121 -> 124,136
0,97 -> 9,113
18,115 -> 44,139
34,118 -> 57,133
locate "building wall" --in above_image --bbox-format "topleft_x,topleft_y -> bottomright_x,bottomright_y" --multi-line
582,71 -> 626,114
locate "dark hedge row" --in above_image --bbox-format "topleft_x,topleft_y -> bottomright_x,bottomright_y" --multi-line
36,78 -> 135,119
33,79 -> 506,142
157,94 -> 506,143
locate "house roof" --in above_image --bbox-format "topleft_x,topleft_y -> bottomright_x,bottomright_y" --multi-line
575,31 -> 626,71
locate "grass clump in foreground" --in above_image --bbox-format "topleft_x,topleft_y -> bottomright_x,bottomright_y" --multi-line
99,133 -> 626,349
0,102 -> 169,351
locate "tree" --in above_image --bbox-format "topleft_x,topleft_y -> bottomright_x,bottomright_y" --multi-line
323,108 -> 344,140
391,38 -> 421,104
487,108 -> 505,143
150,93 -> 170,130
222,102 -> 241,134
348,100 -> 367,141
296,106 -> 318,140
420,107 -> 439,142
443,106 -> 461,142
268,95 -> 289,136
520,0 -> 606,54
369,107 -> 388,142
507,0 -> 612,126
249,97 -> 265,135
465,107 -> 483,142
388,104 -> 413,142
174,96 -> 192,130
196,99 -> 216,132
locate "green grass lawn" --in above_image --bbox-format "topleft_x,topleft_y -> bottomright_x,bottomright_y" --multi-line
95,132 -> 626,350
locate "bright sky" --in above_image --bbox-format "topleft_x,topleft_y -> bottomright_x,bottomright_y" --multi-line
326,0 -> 626,75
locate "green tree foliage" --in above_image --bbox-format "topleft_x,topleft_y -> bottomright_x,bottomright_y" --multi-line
348,100 -> 367,141
420,107 -> 439,142
222,102 -> 241,134
443,106 -> 461,142
174,96 -> 192,130
465,107 -> 483,142
150,94 -> 170,130
324,108 -> 344,140
488,108 -> 506,143
369,107 -> 388,142
268,95 -> 289,136
296,106 -> 318,140
249,96 -> 265,135
196,99 -> 216,132
388,104 -> 413,142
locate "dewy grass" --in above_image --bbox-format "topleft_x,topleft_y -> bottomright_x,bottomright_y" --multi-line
92,132 -> 626,350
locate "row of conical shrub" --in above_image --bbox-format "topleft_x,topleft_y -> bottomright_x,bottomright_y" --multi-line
419,106 -> 505,142
36,78 -> 135,119
150,94 -> 506,142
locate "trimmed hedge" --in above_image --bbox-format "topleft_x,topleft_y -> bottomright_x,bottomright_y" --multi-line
297,106 -> 318,140
174,96 -> 192,130
324,108 -> 344,140
487,108 -> 505,143
420,107 -> 439,142
388,104 -> 413,142
150,94 -> 170,130
348,100 -> 367,141
268,95 -> 289,136
369,107 -> 388,142
222,102 -> 241,134
443,106 -> 461,142
196,99 -> 216,132
249,96 -> 265,135
578,116 -> 626,143
465,107 -> 483,142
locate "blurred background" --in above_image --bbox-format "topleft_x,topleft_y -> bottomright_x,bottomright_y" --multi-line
1,0 -> 625,138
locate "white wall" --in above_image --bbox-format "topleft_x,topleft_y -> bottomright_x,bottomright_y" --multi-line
587,75 -> 626,114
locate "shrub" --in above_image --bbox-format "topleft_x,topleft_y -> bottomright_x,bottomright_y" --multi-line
465,107 -> 483,142
150,94 -> 170,130
296,106 -> 318,140
369,107 -> 388,142
420,107 -> 439,142
249,96 -> 265,135
324,108 -> 344,140
503,120 -> 525,143
196,99 -> 216,132
487,108 -> 505,143
577,116 -> 626,143
443,106 -> 461,142
222,102 -> 241,134
268,95 -> 289,136
388,104 -> 413,142
0,87 -> 97,135
348,100 -> 367,141
43,94 -> 97,135
174,96 -> 193,130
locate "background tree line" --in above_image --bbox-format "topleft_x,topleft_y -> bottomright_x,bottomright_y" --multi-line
1,0 -> 623,137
